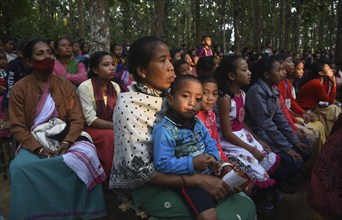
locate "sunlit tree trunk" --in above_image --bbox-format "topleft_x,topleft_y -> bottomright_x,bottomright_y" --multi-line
336,0 -> 342,63
233,0 -> 241,53
77,0 -> 85,40
151,0 -> 165,37
293,0 -> 304,52
89,0 -> 110,52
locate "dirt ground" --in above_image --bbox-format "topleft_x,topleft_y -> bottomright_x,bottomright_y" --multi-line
0,171 -> 316,220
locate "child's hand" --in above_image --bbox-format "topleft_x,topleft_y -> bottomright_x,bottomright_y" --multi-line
193,154 -> 215,170
258,139 -> 271,152
251,148 -> 263,162
219,163 -> 233,178
210,160 -> 222,176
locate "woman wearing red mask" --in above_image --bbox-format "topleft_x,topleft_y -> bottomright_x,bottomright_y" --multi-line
8,40 -> 107,219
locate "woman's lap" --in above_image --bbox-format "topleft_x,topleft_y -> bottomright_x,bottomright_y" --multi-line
10,148 -> 106,220
131,186 -> 256,219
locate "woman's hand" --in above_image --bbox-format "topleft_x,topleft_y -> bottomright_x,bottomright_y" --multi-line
56,142 -> 71,155
197,174 -> 231,201
302,112 -> 316,123
35,147 -> 57,158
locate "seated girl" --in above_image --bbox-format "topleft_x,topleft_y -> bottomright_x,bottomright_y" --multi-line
297,61 -> 341,137
77,51 -> 121,180
215,56 -> 280,216
196,76 -> 227,161
245,57 -> 310,193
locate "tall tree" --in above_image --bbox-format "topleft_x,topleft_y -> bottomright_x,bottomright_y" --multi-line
293,0 -> 304,51
279,0 -> 287,50
77,0 -> 85,39
254,0 -> 262,52
336,0 -> 342,63
193,0 -> 201,45
151,0 -> 165,37
89,0 -> 110,51
68,0 -> 75,38
233,0 -> 241,53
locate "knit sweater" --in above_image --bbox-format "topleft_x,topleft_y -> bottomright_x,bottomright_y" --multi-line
297,79 -> 336,110
9,73 -> 85,152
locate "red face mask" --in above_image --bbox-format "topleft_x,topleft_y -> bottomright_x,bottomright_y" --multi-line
32,57 -> 55,73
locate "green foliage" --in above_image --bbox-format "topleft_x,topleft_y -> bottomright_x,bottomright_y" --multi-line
0,0 -> 340,53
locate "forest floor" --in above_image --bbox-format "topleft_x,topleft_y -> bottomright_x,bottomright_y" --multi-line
0,170 -> 316,220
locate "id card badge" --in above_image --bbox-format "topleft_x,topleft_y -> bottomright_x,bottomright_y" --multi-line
285,98 -> 291,109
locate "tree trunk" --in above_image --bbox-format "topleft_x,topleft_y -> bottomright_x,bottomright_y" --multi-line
194,0 -> 201,46
329,0 -> 335,51
151,0 -> 165,37
271,0 -> 277,50
293,0 -> 304,52
68,0 -> 75,38
77,0 -> 85,40
39,0 -> 47,17
284,3 -> 291,51
279,0 -> 286,50
336,0 -> 342,63
254,0 -> 262,52
233,0 -> 241,53
89,0 -> 110,52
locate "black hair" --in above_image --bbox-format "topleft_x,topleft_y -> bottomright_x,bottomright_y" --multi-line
198,75 -> 218,86
180,52 -> 190,60
54,37 -> 70,51
110,42 -> 122,53
293,58 -> 304,67
196,56 -> 216,78
1,35 -> 17,44
201,35 -> 211,42
169,75 -> 201,95
301,61 -> 327,86
249,56 -> 279,85
88,51 -> 112,78
71,40 -> 80,46
80,42 -> 89,53
214,55 -> 242,97
23,39 -> 45,59
173,59 -> 188,76
170,48 -> 181,60
127,36 -> 167,83
0,51 -> 7,59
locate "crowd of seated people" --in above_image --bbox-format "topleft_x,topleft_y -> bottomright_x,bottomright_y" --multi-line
0,34 -> 341,219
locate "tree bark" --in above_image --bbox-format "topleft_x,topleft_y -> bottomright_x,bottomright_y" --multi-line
68,0 -> 75,38
89,0 -> 110,52
194,0 -> 201,45
293,0 -> 304,52
336,0 -> 342,63
151,0 -> 165,37
279,0 -> 286,50
254,0 -> 262,52
77,0 -> 85,40
233,0 -> 241,53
